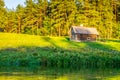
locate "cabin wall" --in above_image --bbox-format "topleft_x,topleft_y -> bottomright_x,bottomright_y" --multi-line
70,28 -> 98,41
76,34 -> 97,41
70,28 -> 77,40
70,27 -> 99,41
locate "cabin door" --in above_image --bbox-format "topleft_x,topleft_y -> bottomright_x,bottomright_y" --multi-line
80,34 -> 83,40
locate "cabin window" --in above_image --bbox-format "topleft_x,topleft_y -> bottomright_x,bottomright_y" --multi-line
87,37 -> 91,40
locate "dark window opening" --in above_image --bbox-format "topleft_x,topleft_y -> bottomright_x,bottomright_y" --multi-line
87,37 -> 91,40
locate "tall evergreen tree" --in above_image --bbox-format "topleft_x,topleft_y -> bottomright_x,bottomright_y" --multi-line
36,0 -> 49,35
50,0 -> 77,36
24,0 -> 36,34
0,0 -> 6,31
16,4 -> 25,33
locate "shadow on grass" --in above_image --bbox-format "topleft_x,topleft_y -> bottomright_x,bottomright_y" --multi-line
65,37 -> 120,53
85,42 -> 113,51
61,37 -> 83,48
83,41 -> 120,54
107,39 -> 120,43
41,37 -> 59,48
41,36 -> 81,50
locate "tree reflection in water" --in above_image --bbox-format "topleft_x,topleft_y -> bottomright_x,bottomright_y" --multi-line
0,67 -> 120,80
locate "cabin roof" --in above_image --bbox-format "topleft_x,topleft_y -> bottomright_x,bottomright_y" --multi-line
72,26 -> 99,35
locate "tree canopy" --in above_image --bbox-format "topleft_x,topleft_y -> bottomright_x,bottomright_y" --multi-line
0,0 -> 120,38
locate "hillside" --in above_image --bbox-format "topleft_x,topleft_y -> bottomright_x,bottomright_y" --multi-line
0,32 -> 120,68
0,32 -> 120,51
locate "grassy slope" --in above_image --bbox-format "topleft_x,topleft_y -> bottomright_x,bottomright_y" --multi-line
0,32 -> 87,49
0,32 -> 120,51
0,32 -> 120,68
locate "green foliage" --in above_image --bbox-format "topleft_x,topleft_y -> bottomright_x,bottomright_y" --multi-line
0,46 -> 120,68
0,0 -> 120,38
0,33 -> 120,68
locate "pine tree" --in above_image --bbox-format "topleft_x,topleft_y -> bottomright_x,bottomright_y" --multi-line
49,0 -> 77,36
0,0 -> 6,31
24,0 -> 37,34
36,0 -> 49,35
16,4 -> 25,33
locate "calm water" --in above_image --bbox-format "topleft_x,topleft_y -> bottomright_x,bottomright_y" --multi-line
0,67 -> 120,80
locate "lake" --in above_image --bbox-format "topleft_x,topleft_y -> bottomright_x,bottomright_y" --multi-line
0,67 -> 120,80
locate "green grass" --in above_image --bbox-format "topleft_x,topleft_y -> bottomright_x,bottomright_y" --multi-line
0,32 -> 120,68
0,32 -> 120,51
0,32 -> 87,49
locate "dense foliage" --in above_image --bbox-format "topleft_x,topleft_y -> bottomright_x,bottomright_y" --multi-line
0,33 -> 120,68
0,0 -> 120,38
0,46 -> 120,68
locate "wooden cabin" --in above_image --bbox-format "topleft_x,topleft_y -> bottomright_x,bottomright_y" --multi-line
70,26 -> 99,42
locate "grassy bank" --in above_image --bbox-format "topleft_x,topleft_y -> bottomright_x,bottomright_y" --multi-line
0,33 -> 120,68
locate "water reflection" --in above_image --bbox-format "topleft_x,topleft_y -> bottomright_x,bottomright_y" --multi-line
0,67 -> 120,80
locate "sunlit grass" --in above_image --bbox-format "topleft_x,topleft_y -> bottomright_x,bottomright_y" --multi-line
105,42 -> 120,51
1,32 -> 120,50
105,75 -> 120,80
0,32 -> 86,49
0,33 -> 50,48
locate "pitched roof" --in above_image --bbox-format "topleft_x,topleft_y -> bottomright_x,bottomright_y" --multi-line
72,26 -> 99,35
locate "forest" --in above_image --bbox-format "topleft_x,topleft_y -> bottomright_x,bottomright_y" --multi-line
0,0 -> 120,38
